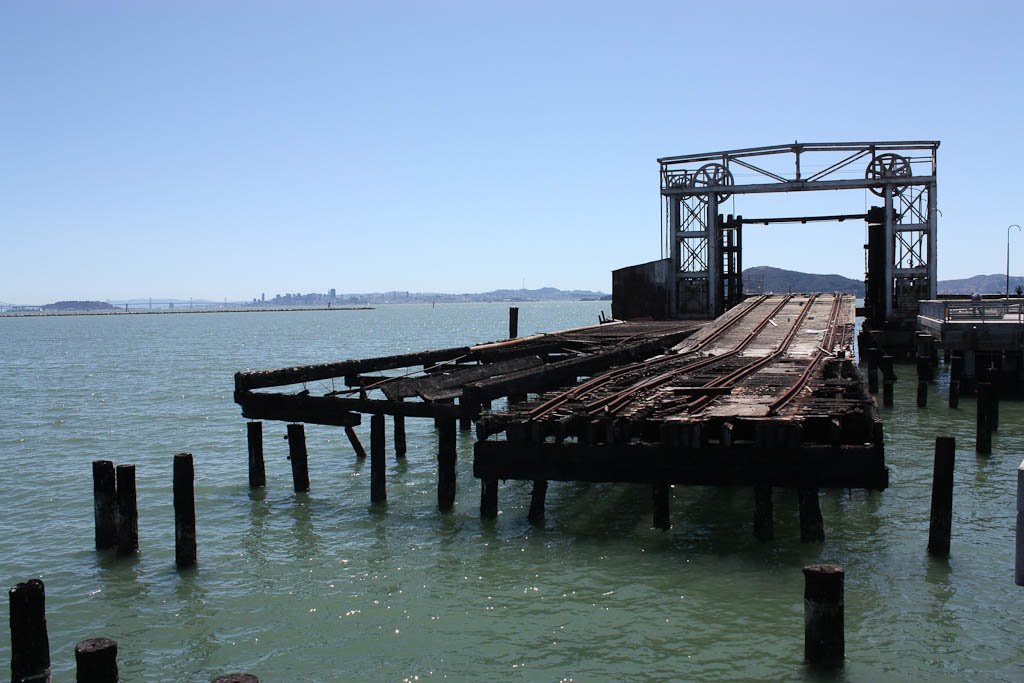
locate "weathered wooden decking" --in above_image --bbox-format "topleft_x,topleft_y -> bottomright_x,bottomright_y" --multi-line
234,319 -> 704,425
475,294 -> 887,490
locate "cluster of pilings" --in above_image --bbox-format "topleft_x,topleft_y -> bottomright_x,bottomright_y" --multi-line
8,578 -> 260,682
91,454 -> 197,568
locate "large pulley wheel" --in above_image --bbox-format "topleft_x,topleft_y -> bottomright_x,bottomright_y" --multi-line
692,163 -> 734,203
866,153 -> 911,197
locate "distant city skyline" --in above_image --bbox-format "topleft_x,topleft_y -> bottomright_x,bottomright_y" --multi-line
4,2 -> 1023,303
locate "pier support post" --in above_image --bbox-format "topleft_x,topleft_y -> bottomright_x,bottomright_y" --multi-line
115,464 -> 138,555
370,414 -> 386,504
917,381 -> 928,408
480,479 -> 498,518
798,488 -> 825,543
866,349 -> 879,394
949,378 -> 960,409
802,564 -> 844,669
212,675 -> 259,683
528,480 -> 547,524
976,383 -> 992,455
393,415 -> 406,459
459,400 -> 473,432
287,424 -> 310,492
92,460 -> 117,550
652,482 -> 670,531
75,637 -> 118,683
880,355 -> 895,408
437,420 -> 457,512
173,453 -> 197,569
1016,460 -> 1024,586
753,484 -> 774,542
344,425 -> 367,459
989,377 -> 1000,432
9,579 -> 50,683
508,306 -> 519,339
927,436 -> 955,557
247,421 -> 265,488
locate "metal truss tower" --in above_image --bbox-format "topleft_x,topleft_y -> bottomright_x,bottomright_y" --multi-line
659,141 -> 939,324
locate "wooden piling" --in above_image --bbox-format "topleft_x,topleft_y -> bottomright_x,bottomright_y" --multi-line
74,637 -> 118,683
370,414 -> 386,504
393,415 -> 406,458
652,482 -> 670,530
975,382 -> 992,455
528,479 -> 547,524
949,379 -> 960,409
212,675 -> 259,683
247,421 -> 265,488
92,460 -> 117,550
880,354 -> 895,408
1016,460 -> 1024,586
437,419 -> 457,512
802,564 -> 844,668
916,380 -> 928,407
866,349 -> 879,394
508,306 -> 519,339
927,436 -> 955,557
753,484 -> 774,541
480,478 -> 498,518
9,579 -> 50,683
173,453 -> 197,569
115,464 -> 138,555
798,488 -> 825,543
989,379 -> 999,432
344,425 -> 367,459
949,352 -> 963,381
287,424 -> 310,492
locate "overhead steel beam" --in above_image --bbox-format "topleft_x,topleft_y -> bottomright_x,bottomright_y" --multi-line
662,175 -> 936,197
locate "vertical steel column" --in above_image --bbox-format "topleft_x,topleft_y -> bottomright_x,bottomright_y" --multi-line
668,197 -> 680,318
883,186 -> 895,322
927,181 -> 938,300
707,194 -> 720,318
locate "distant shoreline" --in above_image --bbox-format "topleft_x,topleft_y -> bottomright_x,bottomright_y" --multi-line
0,305 -> 375,318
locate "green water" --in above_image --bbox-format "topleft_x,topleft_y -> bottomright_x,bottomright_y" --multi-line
1,302 -> 1021,681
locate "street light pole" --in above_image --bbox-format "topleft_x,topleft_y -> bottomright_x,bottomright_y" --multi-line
1008,224 -> 1021,298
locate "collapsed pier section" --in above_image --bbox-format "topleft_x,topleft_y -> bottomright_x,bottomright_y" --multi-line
474,294 -> 888,538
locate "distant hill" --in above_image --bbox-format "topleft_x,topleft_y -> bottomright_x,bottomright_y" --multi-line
937,274 -> 1024,295
41,300 -> 116,311
743,266 -> 864,297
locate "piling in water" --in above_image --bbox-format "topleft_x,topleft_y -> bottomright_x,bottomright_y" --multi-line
393,415 -> 406,458
917,380 -> 928,407
480,478 -> 498,518
211,675 -> 259,683
115,465 -> 138,555
75,637 -> 118,683
866,349 -> 879,394
287,423 -> 310,492
9,579 -> 50,683
652,482 -> 670,530
802,564 -> 844,668
173,453 -> 197,569
753,484 -> 774,541
528,479 -> 547,524
247,421 -> 265,488
880,355 -> 895,408
1016,460 -> 1024,586
927,436 -> 955,557
975,383 -> 992,454
949,379 -> 960,409
798,488 -> 825,543
508,306 -> 519,339
370,414 -> 386,504
437,420 -> 457,512
92,460 -> 117,550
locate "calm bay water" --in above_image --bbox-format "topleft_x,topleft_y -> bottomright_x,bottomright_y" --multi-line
1,301 -> 1022,682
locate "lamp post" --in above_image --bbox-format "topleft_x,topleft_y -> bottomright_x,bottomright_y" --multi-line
1008,224 -> 1021,299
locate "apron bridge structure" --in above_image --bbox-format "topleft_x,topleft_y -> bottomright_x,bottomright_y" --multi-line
234,294 -> 886,542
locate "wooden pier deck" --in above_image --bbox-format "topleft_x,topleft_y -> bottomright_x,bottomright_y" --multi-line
234,295 -> 886,539
474,294 -> 887,537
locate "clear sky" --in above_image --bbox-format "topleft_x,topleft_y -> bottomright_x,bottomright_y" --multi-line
3,1 -> 1023,304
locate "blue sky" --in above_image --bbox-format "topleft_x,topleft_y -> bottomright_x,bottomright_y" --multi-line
3,1 -> 1023,303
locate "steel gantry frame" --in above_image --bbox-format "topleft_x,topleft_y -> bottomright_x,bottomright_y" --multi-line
659,141 -> 939,321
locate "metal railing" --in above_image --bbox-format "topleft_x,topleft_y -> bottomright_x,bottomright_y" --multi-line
919,299 -> 1024,323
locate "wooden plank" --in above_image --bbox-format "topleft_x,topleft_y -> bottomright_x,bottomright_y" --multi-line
235,390 -> 458,421
380,356 -> 545,401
